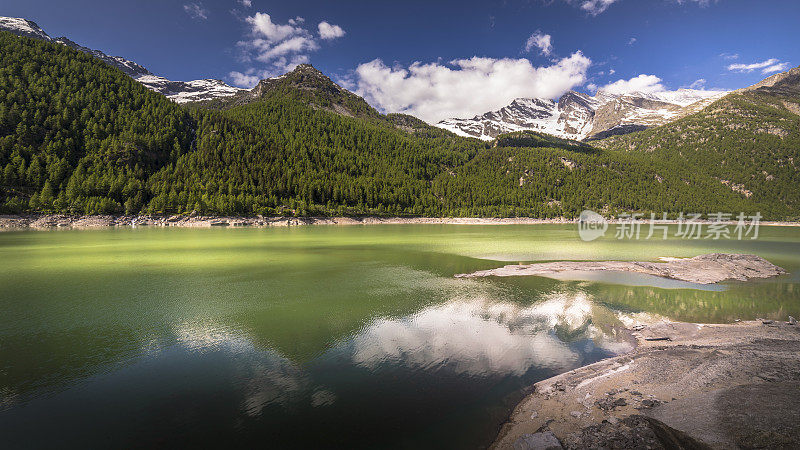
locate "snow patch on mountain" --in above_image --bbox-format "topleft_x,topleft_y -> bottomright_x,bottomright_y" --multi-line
0,16 -> 240,103
0,17 -> 50,40
645,88 -> 728,107
136,76 -> 244,103
437,88 -> 728,141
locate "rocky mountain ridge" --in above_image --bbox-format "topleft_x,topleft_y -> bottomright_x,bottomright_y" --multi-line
196,64 -> 381,119
738,66 -> 800,92
0,16 -> 242,103
2,15 -> 794,145
438,87 -> 728,141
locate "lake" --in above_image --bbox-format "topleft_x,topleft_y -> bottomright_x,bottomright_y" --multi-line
1,225 -> 798,448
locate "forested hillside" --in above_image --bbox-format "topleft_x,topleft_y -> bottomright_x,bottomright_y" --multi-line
0,31 -> 195,214
149,97 -> 483,216
0,30 -> 796,219
597,70 -> 800,219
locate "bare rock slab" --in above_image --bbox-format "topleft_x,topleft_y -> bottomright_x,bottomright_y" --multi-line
491,321 -> 800,449
514,431 -> 563,450
456,253 -> 786,284
647,382 -> 800,449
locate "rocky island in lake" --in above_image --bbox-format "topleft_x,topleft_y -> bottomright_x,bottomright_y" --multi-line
457,253 -> 787,285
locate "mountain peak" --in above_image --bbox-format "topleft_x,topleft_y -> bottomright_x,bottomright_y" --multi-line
253,63 -> 346,98
286,63 -> 338,86
206,65 -> 379,118
740,65 -> 800,92
0,17 -> 50,40
291,63 -> 322,74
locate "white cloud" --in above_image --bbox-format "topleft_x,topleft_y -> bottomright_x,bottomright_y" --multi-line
577,0 -> 620,15
254,35 -> 318,61
720,52 -> 739,60
228,62 -> 308,88
238,0 -> 252,7
353,52 -> 592,123
628,37 -> 637,45
609,68 -> 616,75
727,58 -> 778,72
229,70 -> 261,88
246,12 -> 304,43
318,21 -> 346,40
233,12 -> 340,81
674,0 -> 715,5
598,74 -> 727,104
183,2 -> 208,20
727,58 -> 791,74
563,0 -> 716,16
761,62 -> 791,74
689,78 -> 707,89
599,74 -> 666,95
525,31 -> 553,56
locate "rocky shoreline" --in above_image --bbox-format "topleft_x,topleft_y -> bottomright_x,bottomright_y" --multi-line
492,319 -> 800,449
1,214 -> 799,230
456,253 -> 787,285
0,214 -> 580,230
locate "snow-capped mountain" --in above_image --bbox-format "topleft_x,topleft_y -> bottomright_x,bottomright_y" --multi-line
0,17 -> 241,103
135,76 -> 243,103
0,16 -> 50,41
438,88 -> 728,141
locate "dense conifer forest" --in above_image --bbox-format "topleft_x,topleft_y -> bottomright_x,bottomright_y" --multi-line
1,31 -> 797,219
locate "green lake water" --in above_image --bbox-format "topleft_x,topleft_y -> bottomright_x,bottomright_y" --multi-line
1,225 -> 798,448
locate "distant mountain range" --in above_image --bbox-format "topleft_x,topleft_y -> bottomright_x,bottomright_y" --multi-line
1,15 -> 782,143
0,16 -> 242,103
1,24 -> 798,220
0,15 -> 731,142
437,88 -> 728,141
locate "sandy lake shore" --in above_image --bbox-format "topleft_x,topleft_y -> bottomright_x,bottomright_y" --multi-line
1,214 -> 799,230
492,319 -> 800,449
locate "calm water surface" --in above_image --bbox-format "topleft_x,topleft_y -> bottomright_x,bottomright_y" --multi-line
1,225 -> 799,448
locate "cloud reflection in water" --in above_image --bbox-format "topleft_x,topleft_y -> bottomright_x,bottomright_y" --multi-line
350,291 -> 635,377
156,290 -> 638,419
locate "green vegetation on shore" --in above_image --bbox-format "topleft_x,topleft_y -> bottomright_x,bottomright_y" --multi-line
1,30 -> 798,219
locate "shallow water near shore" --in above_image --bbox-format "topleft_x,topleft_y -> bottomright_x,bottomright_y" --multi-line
1,225 -> 799,448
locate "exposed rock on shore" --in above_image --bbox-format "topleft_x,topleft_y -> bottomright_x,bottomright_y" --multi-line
456,253 -> 787,284
493,320 -> 800,449
0,214 -> 579,230
2,215 -> 798,231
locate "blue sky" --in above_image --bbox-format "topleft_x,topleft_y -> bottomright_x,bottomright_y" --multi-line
3,0 -> 798,122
